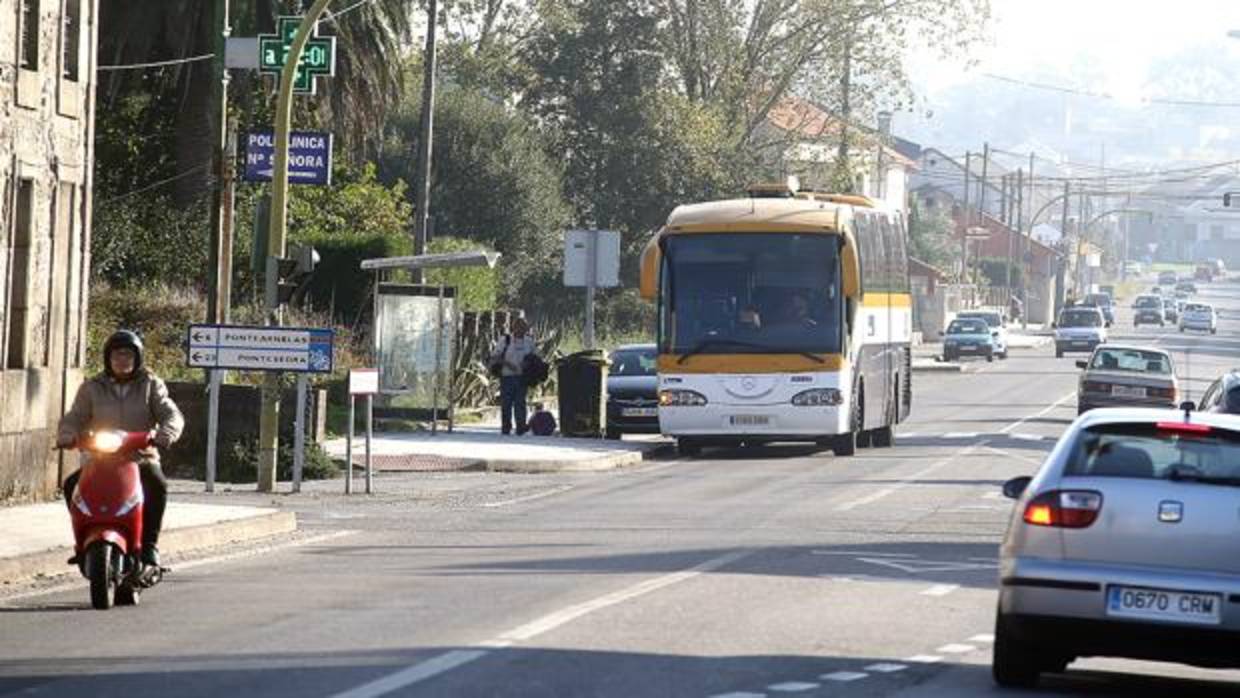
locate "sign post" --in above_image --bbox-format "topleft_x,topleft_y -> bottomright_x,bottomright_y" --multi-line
564,230 -> 620,350
347,368 -> 379,494
188,324 -> 333,492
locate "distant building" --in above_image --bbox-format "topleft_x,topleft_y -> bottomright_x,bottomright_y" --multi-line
1,0 -> 99,501
757,96 -> 916,212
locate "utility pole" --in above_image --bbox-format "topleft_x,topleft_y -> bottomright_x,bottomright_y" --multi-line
960,151 -> 971,284
258,0 -> 333,493
206,0 -> 231,323
1015,168 -> 1024,328
979,143 -> 990,218
1023,153 -> 1034,328
411,0 -> 439,283
1004,174 -> 1014,303
1055,180 -> 1070,315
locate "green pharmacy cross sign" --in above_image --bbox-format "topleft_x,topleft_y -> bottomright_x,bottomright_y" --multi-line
258,16 -> 337,95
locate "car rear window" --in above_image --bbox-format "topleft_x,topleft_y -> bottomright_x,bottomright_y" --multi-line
1065,423 -> 1240,483
610,350 -> 656,376
959,312 -> 1000,327
1089,349 -> 1171,374
1135,296 -> 1160,308
1060,310 -> 1101,327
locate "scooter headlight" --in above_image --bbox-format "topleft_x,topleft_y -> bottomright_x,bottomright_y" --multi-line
90,431 -> 124,453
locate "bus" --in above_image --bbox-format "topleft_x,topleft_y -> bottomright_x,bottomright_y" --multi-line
638,181 -> 912,457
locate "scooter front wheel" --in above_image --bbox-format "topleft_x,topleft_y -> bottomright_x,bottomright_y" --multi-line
87,542 -> 116,610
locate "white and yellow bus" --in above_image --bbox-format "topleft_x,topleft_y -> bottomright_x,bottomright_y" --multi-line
639,182 -> 912,456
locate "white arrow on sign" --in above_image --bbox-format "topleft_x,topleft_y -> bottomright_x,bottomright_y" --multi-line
254,169 -> 322,179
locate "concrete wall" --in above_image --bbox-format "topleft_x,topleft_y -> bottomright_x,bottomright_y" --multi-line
1,0 -> 98,502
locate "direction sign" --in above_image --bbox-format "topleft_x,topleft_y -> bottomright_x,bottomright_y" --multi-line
243,130 -> 333,185
258,15 -> 337,95
187,324 -> 334,373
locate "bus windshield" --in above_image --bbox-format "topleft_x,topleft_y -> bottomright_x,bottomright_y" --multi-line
659,233 -> 843,356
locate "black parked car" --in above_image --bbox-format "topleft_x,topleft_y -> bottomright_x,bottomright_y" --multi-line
605,343 -> 659,439
1198,371 -> 1240,414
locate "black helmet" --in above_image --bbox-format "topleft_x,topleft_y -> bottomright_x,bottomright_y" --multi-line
103,330 -> 145,378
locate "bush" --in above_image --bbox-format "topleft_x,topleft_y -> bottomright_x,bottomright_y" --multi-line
217,437 -> 338,484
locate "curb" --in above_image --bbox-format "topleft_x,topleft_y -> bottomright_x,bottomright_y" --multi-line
912,362 -> 964,373
0,510 -> 297,587
486,450 -> 649,473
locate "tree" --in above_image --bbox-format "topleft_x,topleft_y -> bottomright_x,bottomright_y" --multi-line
379,79 -> 572,308
907,200 -> 956,271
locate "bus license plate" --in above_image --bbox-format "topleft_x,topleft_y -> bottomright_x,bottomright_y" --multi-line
730,415 -> 770,427
1106,586 -> 1221,625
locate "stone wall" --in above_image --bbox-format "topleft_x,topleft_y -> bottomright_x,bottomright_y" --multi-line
1,0 -> 99,503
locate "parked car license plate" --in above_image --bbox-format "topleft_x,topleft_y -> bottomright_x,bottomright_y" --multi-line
622,407 -> 657,417
1106,586 -> 1221,625
730,415 -> 770,426
1112,385 -> 1147,398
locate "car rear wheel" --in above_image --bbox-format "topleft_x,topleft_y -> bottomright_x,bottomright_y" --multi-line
676,438 -> 701,457
992,611 -> 1043,688
605,426 -> 622,440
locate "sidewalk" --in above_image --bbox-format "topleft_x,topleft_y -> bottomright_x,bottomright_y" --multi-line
323,423 -> 669,473
0,500 -> 296,587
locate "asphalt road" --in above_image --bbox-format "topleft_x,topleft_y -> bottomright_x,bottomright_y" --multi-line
4,279 -> 1240,697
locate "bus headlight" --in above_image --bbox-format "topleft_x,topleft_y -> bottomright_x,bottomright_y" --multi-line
659,389 -> 708,407
791,388 -> 843,407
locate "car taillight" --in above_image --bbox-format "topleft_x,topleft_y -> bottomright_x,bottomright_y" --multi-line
1023,490 -> 1103,528
1148,387 -> 1176,400
1082,381 -> 1110,393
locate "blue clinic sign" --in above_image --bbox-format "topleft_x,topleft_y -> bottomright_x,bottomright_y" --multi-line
243,130 -> 333,186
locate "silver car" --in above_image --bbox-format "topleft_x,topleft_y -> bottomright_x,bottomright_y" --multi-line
1075,345 -> 1178,415
994,408 -> 1240,687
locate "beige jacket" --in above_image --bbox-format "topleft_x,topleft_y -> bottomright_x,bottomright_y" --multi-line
57,370 -> 185,464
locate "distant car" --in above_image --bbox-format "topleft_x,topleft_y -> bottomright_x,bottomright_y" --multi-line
995,409 -> 1240,687
1075,346 -> 1177,415
943,317 -> 996,362
1080,293 -> 1114,327
1175,280 -> 1198,295
1199,371 -> 1240,414
605,343 -> 659,439
1054,307 -> 1106,358
1195,264 -> 1214,282
1124,261 -> 1144,276
1162,297 -> 1179,323
1131,294 -> 1165,327
955,310 -> 1009,359
1180,302 -> 1216,334
1157,270 -> 1178,285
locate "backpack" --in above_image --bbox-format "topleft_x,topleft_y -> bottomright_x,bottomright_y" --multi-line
528,409 -> 556,436
522,353 -> 550,387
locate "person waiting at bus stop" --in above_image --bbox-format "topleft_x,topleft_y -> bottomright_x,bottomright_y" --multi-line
490,317 -> 537,435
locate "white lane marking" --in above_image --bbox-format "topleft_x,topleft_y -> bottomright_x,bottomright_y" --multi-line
865,663 -> 908,673
905,655 -> 943,664
709,693 -> 765,698
969,634 -> 996,644
813,551 -> 917,558
480,485 -> 574,508
329,549 -> 750,698
920,584 -> 960,597
937,643 -> 977,654
0,530 -> 358,605
1009,433 -> 1045,442
899,432 -> 922,439
768,682 -> 820,692
999,392 -> 1075,434
835,444 -> 984,512
493,549 -> 749,643
941,432 -> 979,439
330,650 -> 486,698
820,671 -> 868,682
983,446 -> 1047,467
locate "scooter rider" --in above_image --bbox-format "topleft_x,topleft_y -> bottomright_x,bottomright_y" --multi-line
57,330 -> 184,567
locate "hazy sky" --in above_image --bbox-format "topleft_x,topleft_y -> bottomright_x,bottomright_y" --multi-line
915,0 -> 1240,101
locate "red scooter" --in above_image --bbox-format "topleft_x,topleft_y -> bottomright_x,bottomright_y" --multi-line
66,430 -> 164,609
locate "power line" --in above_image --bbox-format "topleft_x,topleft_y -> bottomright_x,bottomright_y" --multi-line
980,72 -> 1240,109
100,163 -> 212,206
99,54 -> 215,71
